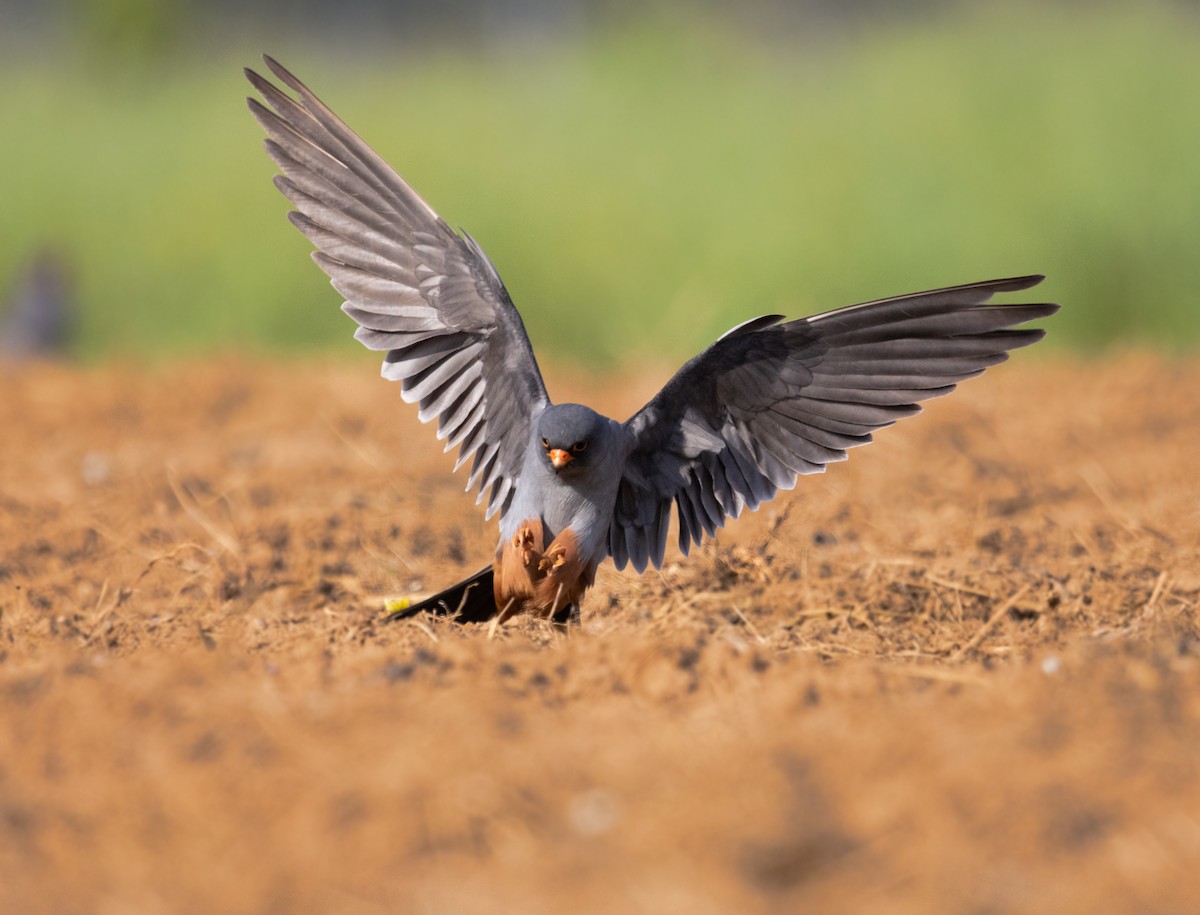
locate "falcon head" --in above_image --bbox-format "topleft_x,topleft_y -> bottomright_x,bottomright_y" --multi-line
537,404 -> 604,474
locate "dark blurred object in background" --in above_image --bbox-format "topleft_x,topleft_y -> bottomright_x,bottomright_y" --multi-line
1,246 -> 76,359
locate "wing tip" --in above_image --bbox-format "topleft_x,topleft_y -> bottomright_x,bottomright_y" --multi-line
244,62 -> 288,106
286,208 -> 318,234
1008,328 -> 1047,348
1002,273 -> 1046,291
261,54 -> 295,87
247,54 -> 314,102
964,274 -> 1046,296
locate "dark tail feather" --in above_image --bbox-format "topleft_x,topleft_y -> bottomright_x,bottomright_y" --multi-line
385,566 -> 497,623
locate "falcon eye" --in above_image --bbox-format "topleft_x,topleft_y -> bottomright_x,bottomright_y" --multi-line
541,438 -> 550,449
571,440 -> 588,453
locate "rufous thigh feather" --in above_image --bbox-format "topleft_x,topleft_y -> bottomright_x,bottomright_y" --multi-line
494,518 -> 547,617
532,528 -> 597,618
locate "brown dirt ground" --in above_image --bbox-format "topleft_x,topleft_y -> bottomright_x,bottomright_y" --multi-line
1,353 -> 1198,914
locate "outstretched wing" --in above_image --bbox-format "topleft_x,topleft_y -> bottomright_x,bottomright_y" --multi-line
245,56 -> 548,521
609,275 -> 1058,571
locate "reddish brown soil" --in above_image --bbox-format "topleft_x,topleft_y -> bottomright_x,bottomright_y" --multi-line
1,354 -> 1198,914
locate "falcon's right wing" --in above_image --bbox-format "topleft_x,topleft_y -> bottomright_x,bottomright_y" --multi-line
246,56 -> 549,522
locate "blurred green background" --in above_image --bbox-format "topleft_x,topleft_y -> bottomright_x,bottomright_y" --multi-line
3,0 -> 1199,366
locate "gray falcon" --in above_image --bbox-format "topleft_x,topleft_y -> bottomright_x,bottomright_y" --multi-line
245,56 -> 1059,626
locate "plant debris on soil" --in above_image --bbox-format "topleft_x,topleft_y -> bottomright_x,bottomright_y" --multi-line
1,353 -> 1198,914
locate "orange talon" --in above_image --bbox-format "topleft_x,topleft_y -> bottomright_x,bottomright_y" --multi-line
538,545 -> 567,573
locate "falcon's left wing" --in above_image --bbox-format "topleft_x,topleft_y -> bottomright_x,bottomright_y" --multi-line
609,276 -> 1058,571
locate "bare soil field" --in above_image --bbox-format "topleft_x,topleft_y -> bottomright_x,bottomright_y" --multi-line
1,354 -> 1198,914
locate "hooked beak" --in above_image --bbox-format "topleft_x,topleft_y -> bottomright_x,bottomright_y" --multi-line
548,448 -> 574,470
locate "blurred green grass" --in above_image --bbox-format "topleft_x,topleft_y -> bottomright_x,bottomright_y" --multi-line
4,4 -> 1199,367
